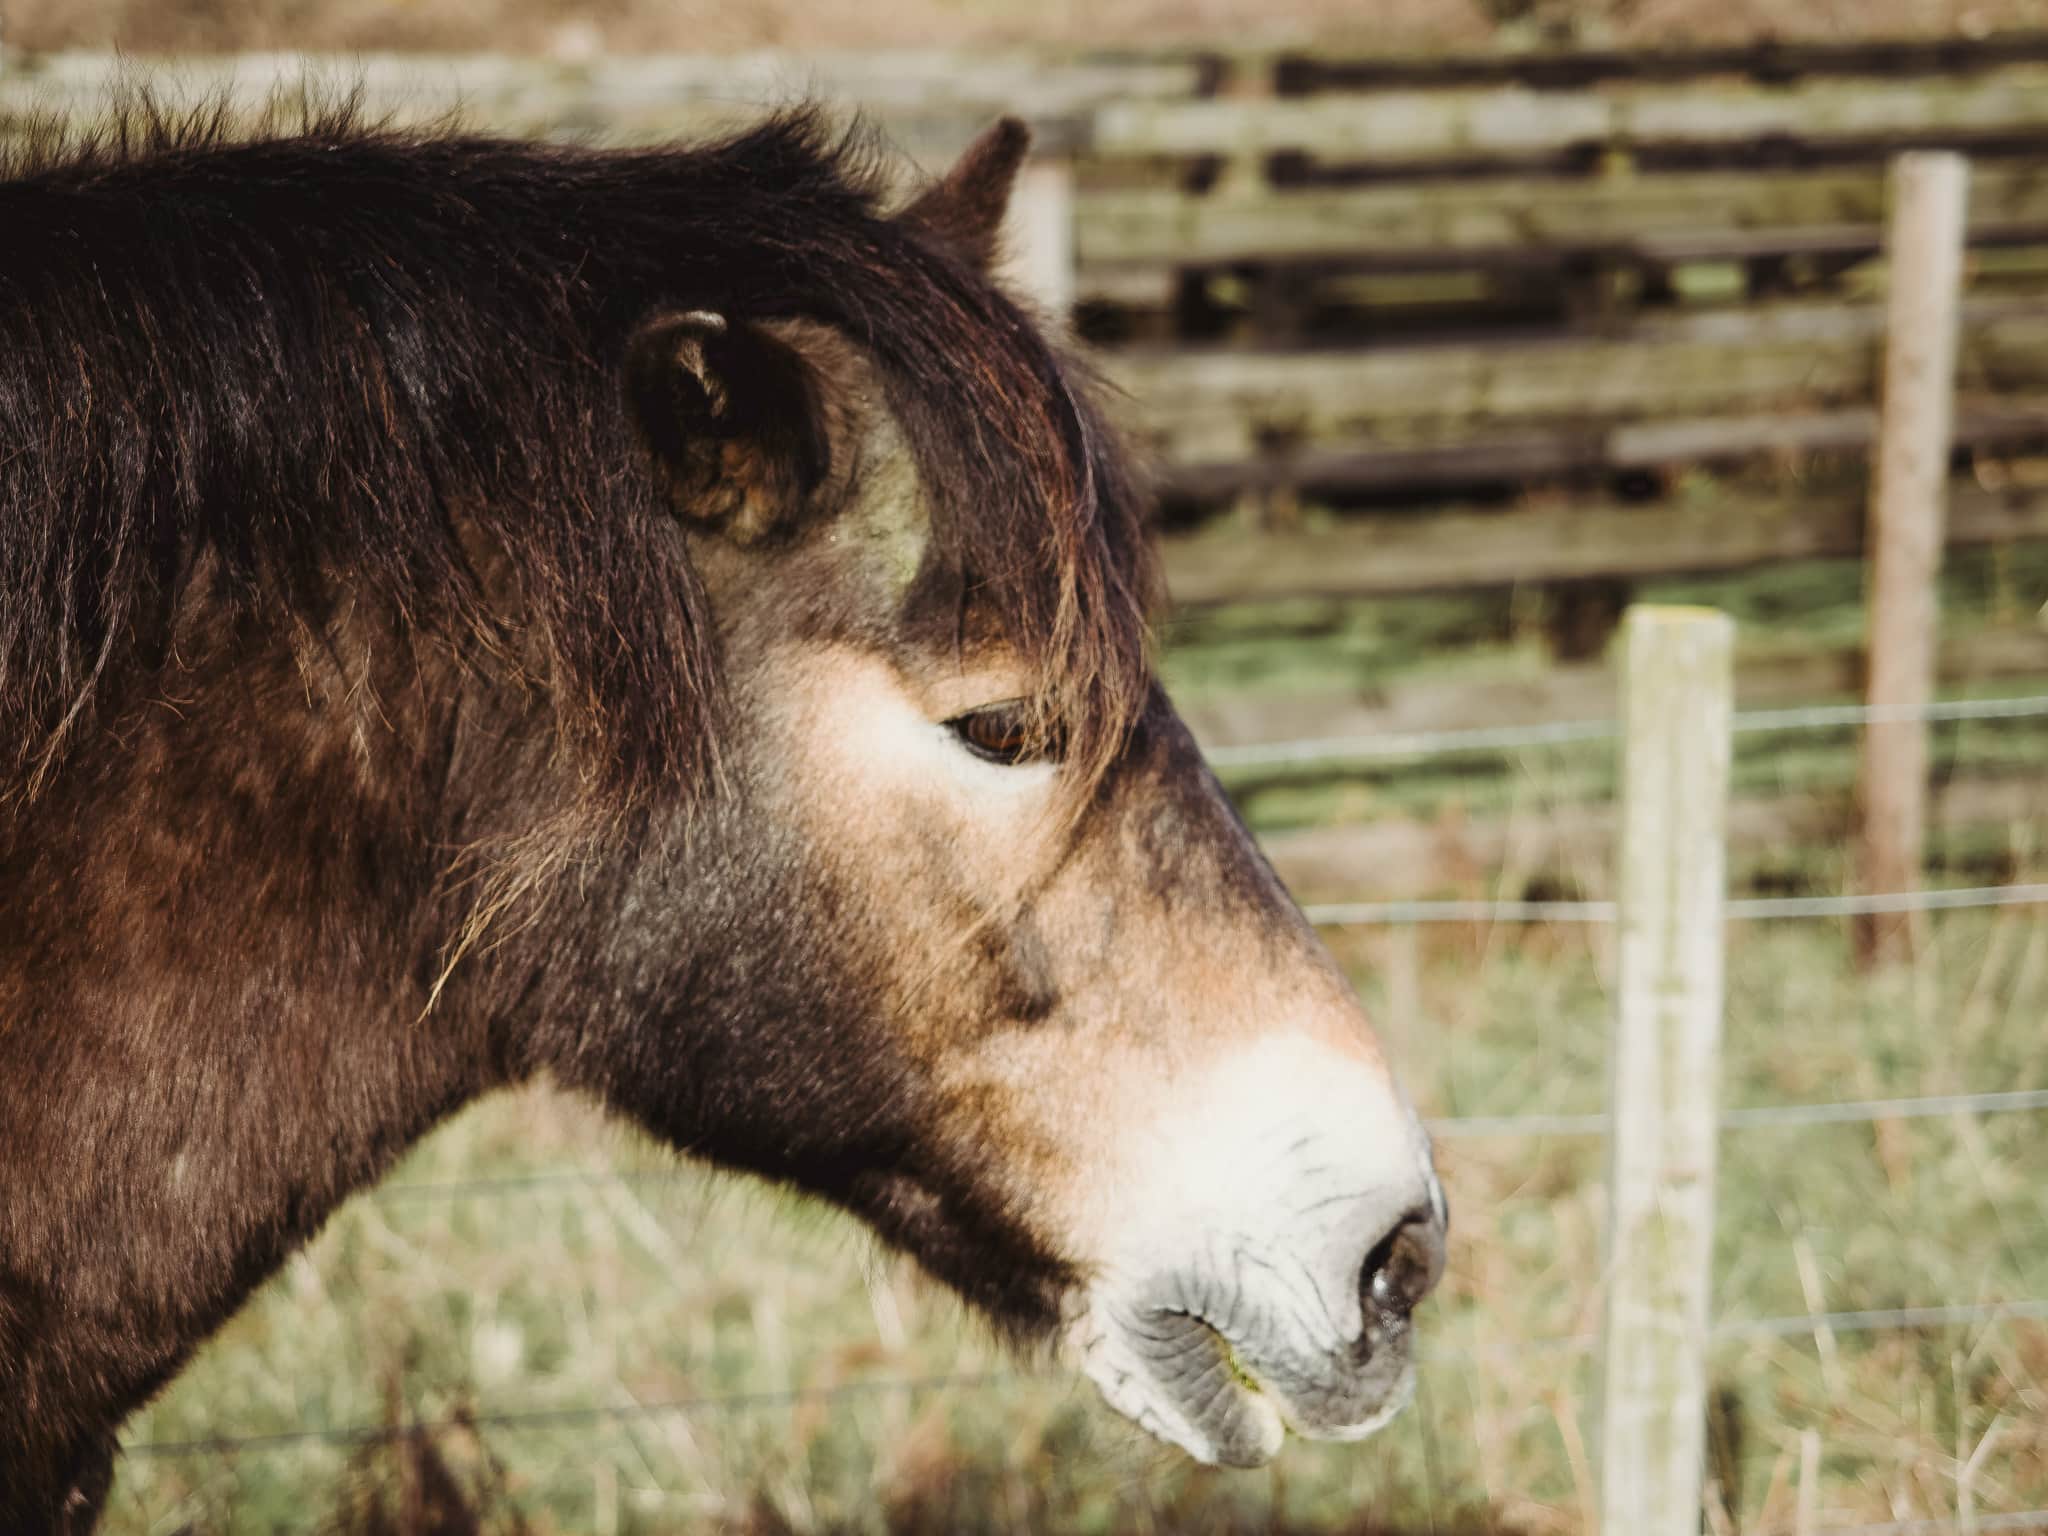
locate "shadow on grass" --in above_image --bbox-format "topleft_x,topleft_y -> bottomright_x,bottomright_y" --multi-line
324,1420 -> 508,1536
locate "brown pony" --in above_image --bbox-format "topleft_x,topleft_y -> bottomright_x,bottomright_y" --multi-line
0,103 -> 1446,1532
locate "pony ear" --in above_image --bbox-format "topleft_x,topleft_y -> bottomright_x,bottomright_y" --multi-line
623,310 -> 831,541
899,116 -> 1031,272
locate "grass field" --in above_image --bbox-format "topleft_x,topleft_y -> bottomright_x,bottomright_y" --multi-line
102,913 -> 2048,1534
1169,542 -> 2048,895
98,543 -> 2048,1535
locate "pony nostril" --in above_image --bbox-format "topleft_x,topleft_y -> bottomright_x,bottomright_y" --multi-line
1360,1207 -> 1447,1321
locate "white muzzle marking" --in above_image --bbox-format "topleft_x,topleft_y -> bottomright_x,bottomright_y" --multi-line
1068,1033 -> 1440,1466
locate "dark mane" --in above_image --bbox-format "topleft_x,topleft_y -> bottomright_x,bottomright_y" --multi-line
0,98 -> 1156,808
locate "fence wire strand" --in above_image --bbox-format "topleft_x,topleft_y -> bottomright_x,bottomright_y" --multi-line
123,1372 -> 1013,1460
1711,1297 -> 2048,1342
1426,1085 -> 2048,1139
123,1298 -> 2048,1461
1303,881 -> 2048,928
1205,689 -> 2048,773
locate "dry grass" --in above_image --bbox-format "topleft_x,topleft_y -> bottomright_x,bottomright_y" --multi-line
8,0 -> 2048,57
100,901 -> 2048,1535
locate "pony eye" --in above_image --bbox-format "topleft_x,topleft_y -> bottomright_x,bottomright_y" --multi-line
947,702 -> 1057,766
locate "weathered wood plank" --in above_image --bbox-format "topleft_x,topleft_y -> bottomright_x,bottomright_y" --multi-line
1141,400 -> 2048,497
1073,162 -> 2048,273
0,48 -> 1200,113
1158,482 -> 2048,604
1178,627 -> 2048,757
18,35 -> 2039,130
1094,68 -> 2048,165
1001,160 -> 1077,316
1274,32 -> 2048,93
1110,300 -> 2048,476
0,49 -> 1189,162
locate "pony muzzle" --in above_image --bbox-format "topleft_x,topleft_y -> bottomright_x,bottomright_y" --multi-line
1065,1034 -> 1445,1466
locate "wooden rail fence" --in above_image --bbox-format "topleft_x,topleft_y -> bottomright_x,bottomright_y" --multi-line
13,41 -> 2048,522
8,41 -> 2046,902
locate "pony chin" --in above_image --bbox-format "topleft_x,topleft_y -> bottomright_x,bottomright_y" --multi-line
1073,1304 -> 1289,1467
1072,1301 -> 1419,1467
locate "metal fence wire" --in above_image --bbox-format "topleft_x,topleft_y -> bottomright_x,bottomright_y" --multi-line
1203,690 -> 2048,773
119,687 -> 2048,1535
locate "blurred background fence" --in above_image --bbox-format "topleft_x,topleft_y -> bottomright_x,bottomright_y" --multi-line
13,34 -> 2044,889
10,34 -> 2046,1536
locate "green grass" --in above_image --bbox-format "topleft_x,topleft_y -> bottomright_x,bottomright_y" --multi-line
1214,695 -> 2048,847
103,909 -> 2048,1535
1160,543 -> 2048,708
1166,544 -> 2048,896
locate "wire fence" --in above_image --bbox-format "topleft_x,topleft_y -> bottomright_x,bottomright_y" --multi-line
1428,1084 -> 2048,1141
124,1297 -> 2048,1460
125,685 -> 2048,1529
1302,880 -> 2048,928
1203,689 -> 2048,773
124,1372 -> 1017,1460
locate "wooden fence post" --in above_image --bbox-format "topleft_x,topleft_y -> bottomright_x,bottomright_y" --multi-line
1857,150 -> 1970,967
1000,158 -> 1076,324
1599,605 -> 1734,1536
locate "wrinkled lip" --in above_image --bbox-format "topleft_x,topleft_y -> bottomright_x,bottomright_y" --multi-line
1075,1298 -> 1417,1468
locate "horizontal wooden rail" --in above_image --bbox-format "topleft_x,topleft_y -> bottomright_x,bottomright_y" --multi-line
0,48 -> 1198,111
18,37 -> 2047,139
1271,31 -> 2048,93
1158,482 -> 2048,604
1093,66 -> 2048,167
1143,402 -> 2048,497
1106,298 -> 2048,478
25,48 -> 2048,182
1074,162 -> 2048,275
1177,628 -> 2048,758
0,48 -> 1188,161
1260,775 -> 2041,902
14,34 -> 2048,131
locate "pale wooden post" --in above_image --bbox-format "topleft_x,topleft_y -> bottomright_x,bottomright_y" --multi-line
1857,151 -> 1969,966
999,159 -> 1075,324
1599,606 -> 1734,1536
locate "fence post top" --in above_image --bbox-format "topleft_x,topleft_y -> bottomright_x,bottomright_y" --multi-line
1894,147 -> 1971,171
1625,603 -> 1734,633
